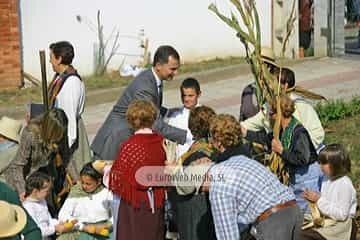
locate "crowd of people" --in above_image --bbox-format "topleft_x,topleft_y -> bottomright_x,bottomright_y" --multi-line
0,42 -> 357,240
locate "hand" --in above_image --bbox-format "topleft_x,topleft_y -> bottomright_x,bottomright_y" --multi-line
60,219 -> 78,233
83,224 -> 96,234
200,172 -> 211,192
19,192 -> 25,202
55,223 -> 69,234
25,113 -> 30,126
271,139 -> 283,154
164,161 -> 177,174
92,160 -> 112,174
303,189 -> 320,203
166,107 -> 182,117
190,157 -> 212,166
94,223 -> 112,230
240,125 -> 247,137
83,223 -> 111,236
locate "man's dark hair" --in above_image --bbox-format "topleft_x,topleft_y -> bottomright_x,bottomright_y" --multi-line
153,45 -> 180,66
180,77 -> 201,94
25,171 -> 51,197
80,162 -> 103,181
274,67 -> 295,88
49,41 -> 74,65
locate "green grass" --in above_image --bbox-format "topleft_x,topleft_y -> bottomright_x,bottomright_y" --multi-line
83,56 -> 245,90
180,56 -> 245,74
315,96 -> 360,185
0,87 -> 42,107
324,114 -> 360,187
83,71 -> 133,90
315,96 -> 360,127
0,56 -> 245,108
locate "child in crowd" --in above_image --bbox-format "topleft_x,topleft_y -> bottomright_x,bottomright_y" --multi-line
109,100 -> 166,240
58,162 -> 113,240
23,172 -> 69,239
166,105 -> 217,240
301,144 -> 357,240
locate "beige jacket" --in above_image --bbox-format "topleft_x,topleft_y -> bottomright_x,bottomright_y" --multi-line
242,94 -> 324,149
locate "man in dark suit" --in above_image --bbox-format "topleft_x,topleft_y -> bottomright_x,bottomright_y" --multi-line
91,45 -> 189,160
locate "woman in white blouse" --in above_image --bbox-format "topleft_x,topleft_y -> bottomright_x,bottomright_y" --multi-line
301,144 -> 357,240
48,41 -> 91,181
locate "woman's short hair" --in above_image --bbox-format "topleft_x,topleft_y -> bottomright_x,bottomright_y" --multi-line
49,41 -> 75,65
188,106 -> 216,140
210,114 -> 242,148
126,100 -> 157,131
271,94 -> 295,118
318,143 -> 351,179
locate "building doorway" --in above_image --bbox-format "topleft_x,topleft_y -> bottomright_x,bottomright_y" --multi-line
345,0 -> 360,53
299,0 -> 314,57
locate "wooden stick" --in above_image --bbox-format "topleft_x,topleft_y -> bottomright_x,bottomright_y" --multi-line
39,50 -> 49,111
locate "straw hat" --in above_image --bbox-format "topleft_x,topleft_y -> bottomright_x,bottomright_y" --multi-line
0,117 -> 22,142
260,47 -> 278,67
0,200 -> 27,238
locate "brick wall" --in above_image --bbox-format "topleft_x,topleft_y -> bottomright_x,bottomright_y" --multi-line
0,0 -> 22,89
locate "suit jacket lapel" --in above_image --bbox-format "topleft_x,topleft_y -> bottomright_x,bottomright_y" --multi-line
149,69 -> 162,108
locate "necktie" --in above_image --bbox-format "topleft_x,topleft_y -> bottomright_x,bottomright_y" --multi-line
158,83 -> 163,106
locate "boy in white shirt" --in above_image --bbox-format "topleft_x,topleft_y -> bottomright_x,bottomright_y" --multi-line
165,78 -> 202,239
167,77 -> 202,158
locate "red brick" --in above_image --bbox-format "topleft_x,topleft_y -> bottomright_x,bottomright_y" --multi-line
0,3 -> 9,8
10,18 -> 18,26
0,26 -> 9,32
0,0 -> 20,90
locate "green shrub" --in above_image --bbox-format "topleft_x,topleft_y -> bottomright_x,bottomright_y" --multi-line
315,96 -> 360,126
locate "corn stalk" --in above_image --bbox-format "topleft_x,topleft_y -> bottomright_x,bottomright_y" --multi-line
209,0 -> 290,184
281,0 -> 297,57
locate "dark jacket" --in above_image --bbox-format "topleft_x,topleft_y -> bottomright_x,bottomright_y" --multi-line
0,181 -> 42,239
91,69 -> 187,160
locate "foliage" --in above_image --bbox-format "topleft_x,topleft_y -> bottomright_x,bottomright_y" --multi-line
209,0 -> 288,183
315,96 -> 360,126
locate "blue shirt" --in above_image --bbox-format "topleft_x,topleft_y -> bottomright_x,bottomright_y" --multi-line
0,140 -> 16,151
209,155 -> 295,240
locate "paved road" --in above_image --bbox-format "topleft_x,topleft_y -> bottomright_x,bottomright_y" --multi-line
82,56 -> 360,142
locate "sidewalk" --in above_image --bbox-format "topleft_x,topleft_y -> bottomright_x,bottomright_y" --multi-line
83,56 -> 360,142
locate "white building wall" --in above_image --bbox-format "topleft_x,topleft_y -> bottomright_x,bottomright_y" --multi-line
20,0 -> 271,78
314,0 -> 329,57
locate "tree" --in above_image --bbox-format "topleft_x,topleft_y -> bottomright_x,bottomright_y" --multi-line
76,10 -> 120,76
